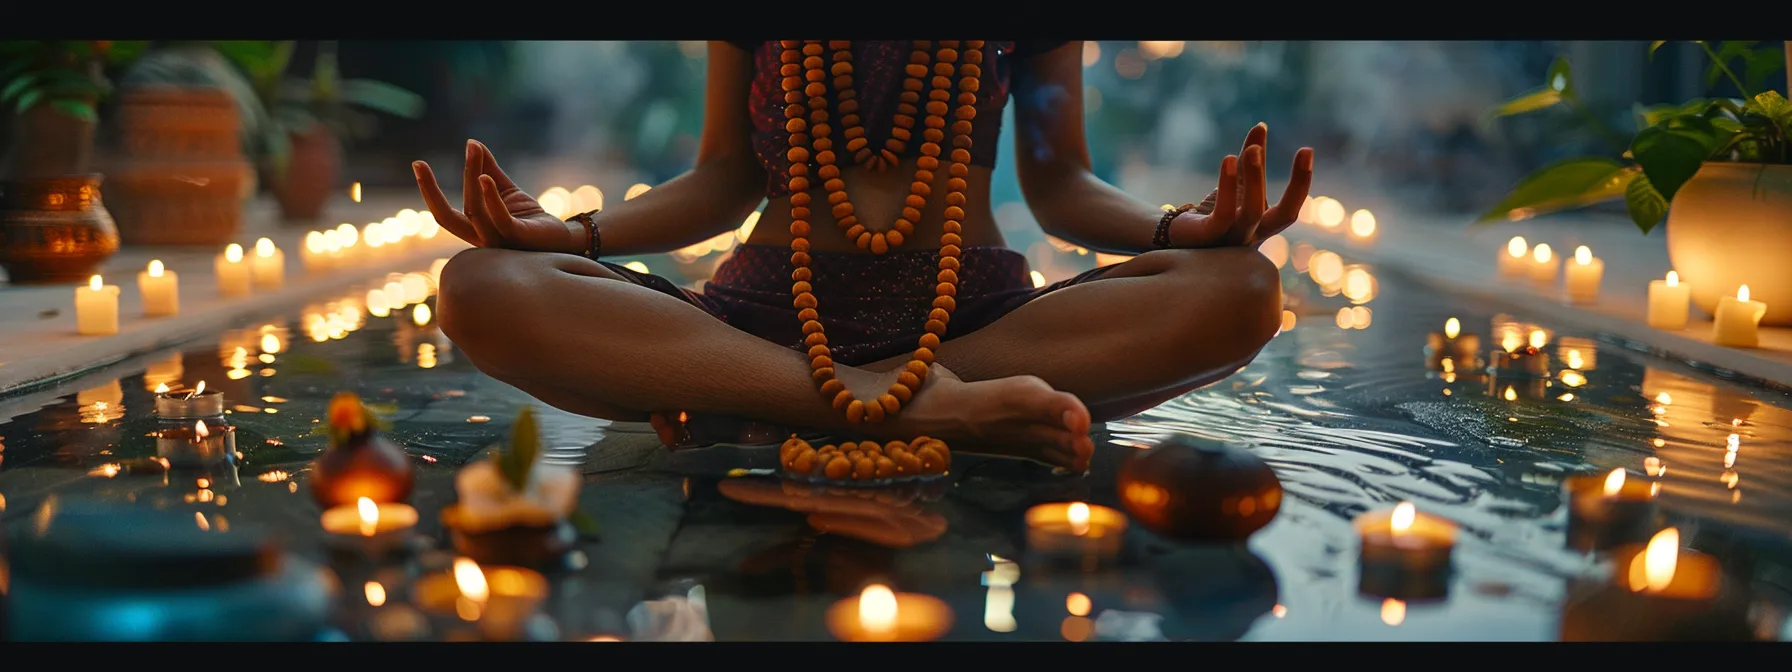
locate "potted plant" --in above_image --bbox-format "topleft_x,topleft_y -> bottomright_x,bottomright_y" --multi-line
244,41 -> 424,222
0,40 -> 147,283
1482,41 -> 1791,325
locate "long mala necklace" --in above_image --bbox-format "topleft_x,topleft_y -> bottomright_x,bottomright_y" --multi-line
777,39 -> 982,481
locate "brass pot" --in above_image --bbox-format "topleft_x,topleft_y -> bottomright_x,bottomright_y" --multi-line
0,174 -> 120,284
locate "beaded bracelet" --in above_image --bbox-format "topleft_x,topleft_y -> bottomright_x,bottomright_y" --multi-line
1152,189 -> 1223,250
568,209 -> 602,260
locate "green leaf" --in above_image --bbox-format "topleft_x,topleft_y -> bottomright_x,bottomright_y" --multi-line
1478,157 -> 1636,223
1632,125 -> 1716,202
1648,41 -> 1668,60
1487,87 -> 1562,123
497,406 -> 540,492
1748,90 -> 1792,125
13,89 -> 42,114
1625,172 -> 1669,235
339,79 -> 425,118
49,99 -> 95,122
1546,56 -> 1573,95
1,73 -> 36,102
1742,45 -> 1784,93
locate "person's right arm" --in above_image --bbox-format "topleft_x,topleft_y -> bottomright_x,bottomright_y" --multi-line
580,41 -> 768,257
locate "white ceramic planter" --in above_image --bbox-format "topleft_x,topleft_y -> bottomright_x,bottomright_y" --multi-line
1664,162 -> 1792,326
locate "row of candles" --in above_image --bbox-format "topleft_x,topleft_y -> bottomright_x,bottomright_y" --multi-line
1497,236 -> 1768,348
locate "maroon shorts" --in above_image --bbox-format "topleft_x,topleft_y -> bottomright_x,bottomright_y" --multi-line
599,244 -> 1116,366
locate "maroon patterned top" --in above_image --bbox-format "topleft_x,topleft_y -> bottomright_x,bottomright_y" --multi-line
727,40 -> 1069,199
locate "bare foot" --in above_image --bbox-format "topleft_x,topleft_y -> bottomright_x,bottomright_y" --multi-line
883,364 -> 1094,471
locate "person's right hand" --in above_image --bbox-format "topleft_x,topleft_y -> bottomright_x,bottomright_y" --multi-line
413,139 -> 584,253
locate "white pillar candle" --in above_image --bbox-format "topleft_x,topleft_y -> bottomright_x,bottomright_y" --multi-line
215,243 -> 252,297
1647,271 -> 1691,330
1564,246 -> 1604,304
1530,243 -> 1559,287
136,259 -> 180,317
300,230 -> 332,273
250,238 -> 285,288
76,274 -> 120,335
1711,285 -> 1767,348
1498,237 -> 1529,278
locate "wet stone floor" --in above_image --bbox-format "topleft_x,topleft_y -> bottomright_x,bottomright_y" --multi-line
1,246 -> 1791,642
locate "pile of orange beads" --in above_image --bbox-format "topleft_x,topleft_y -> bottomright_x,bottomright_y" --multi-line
780,435 -> 950,483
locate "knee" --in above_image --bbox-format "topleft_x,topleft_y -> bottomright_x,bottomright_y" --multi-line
436,247 -> 542,349
1155,246 -> 1284,362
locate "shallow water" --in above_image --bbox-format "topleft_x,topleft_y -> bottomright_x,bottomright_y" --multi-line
1,245 -> 1789,642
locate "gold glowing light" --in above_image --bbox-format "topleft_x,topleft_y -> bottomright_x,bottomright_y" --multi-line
260,333 -> 280,354
737,211 -> 760,243
1737,285 -> 1751,302
1532,243 -> 1552,264
357,497 -> 378,536
349,182 -> 362,202
87,274 -> 103,291
859,584 -> 898,635
538,187 -> 569,220
1566,349 -> 1584,370
1342,267 -> 1375,303
624,261 -> 650,274
1574,245 -> 1592,265
366,289 -> 391,318
1603,469 -> 1625,497
1504,386 -> 1517,401
1279,310 -> 1296,332
1349,209 -> 1376,238
336,223 -> 358,247
1030,271 -> 1046,289
624,183 -> 652,200
1444,318 -> 1460,339
1559,370 -> 1586,387
1630,528 -> 1679,594
1506,237 -> 1527,258
570,185 -> 604,214
305,231 -> 325,254
193,380 -> 205,397
365,581 -> 387,607
1665,271 -> 1679,287
1390,501 -> 1415,534
1308,250 -> 1343,286
255,238 -> 276,258
1067,502 -> 1092,536
1528,329 -> 1547,349
148,259 -> 166,278
412,303 -> 432,326
1335,307 -> 1353,329
1501,331 -> 1521,353
1314,197 -> 1346,228
225,244 -> 244,264
1066,592 -> 1092,616
156,383 -> 170,394
453,558 -> 489,604
1381,598 -> 1406,626
194,419 -> 209,438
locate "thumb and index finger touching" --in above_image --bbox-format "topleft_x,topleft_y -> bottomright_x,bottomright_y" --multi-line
412,140 -> 519,248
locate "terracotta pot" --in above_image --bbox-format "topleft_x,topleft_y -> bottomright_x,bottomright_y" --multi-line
2,102 -> 97,180
0,174 -> 120,284
105,87 -> 252,247
1665,162 -> 1792,326
270,126 -> 342,222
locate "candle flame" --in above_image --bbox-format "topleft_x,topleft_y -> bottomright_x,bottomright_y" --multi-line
225,244 -> 244,263
305,231 -> 326,254
1566,349 -> 1584,370
1603,468 -> 1625,497
260,333 -> 281,354
1504,386 -> 1517,401
858,584 -> 898,634
357,496 -> 378,535
1066,592 -> 1092,616
88,274 -> 102,291
1067,502 -> 1091,535
453,558 -> 489,602
148,260 -> 165,277
1737,285 -> 1750,302
1574,245 -> 1591,265
156,383 -> 169,394
255,238 -> 275,258
412,303 -> 432,326
350,182 -> 362,203
194,420 -> 209,438
1444,318 -> 1460,339
1528,329 -> 1546,349
1655,392 -> 1671,405
1501,332 -> 1521,353
1390,501 -> 1415,533
1533,243 -> 1552,263
1380,598 -> 1406,626
1633,527 -> 1679,593
193,380 -> 205,397
1665,271 -> 1678,287
365,581 -> 387,607
1506,236 -> 1527,258
1030,270 -> 1046,289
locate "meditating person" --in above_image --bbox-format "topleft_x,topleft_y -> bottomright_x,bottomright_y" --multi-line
412,41 -> 1313,473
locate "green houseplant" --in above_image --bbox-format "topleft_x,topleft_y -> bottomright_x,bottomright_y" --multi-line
0,41 -> 147,283
240,41 -> 424,221
1482,41 -> 1792,326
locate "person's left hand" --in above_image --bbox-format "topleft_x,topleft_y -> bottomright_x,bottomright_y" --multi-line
1166,123 -> 1314,249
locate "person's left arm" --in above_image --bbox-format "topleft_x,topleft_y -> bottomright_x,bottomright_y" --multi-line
1011,41 -> 1313,254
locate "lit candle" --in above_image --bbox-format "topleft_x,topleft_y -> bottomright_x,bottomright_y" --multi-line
826,584 -> 954,642
250,237 -> 285,288
1563,245 -> 1603,304
1530,243 -> 1558,287
1498,237 -> 1529,278
412,558 -> 548,641
1646,271 -> 1691,330
215,244 -> 252,297
1353,501 -> 1456,599
321,496 -> 419,558
136,260 -> 180,317
74,274 -> 120,335
1024,501 -> 1129,563
301,231 -> 332,273
1559,527 -> 1745,641
154,418 -> 235,468
1486,328 -> 1550,378
1564,468 -> 1659,552
1711,285 -> 1766,348
154,380 -> 224,420
1424,317 -> 1481,370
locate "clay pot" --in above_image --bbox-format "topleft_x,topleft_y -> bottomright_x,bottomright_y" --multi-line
0,174 -> 120,284
308,433 -> 415,509
105,86 -> 253,246
441,509 -> 576,569
2,101 -> 97,180
1666,162 -> 1792,326
1116,436 -> 1283,543
270,125 -> 342,222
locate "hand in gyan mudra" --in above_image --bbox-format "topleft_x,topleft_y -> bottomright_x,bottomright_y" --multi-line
412,139 -> 582,253
1168,123 -> 1315,249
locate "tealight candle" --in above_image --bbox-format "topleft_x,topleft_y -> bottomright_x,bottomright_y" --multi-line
1559,527 -> 1746,641
154,381 -> 225,420
412,558 -> 549,641
74,274 -> 120,336
154,418 -> 235,468
1497,237 -> 1529,278
301,231 -> 332,273
1424,317 -> 1481,370
826,584 -> 954,642
1353,502 -> 1456,599
1646,271 -> 1691,330
215,243 -> 252,297
1564,246 -> 1603,304
136,260 -> 180,317
250,237 -> 285,288
321,497 -> 419,558
1529,243 -> 1558,287
1564,468 -> 1659,552
1487,329 -> 1551,378
1025,502 -> 1129,563
1711,285 -> 1766,348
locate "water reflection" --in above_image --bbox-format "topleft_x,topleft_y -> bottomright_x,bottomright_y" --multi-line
716,478 -> 948,548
